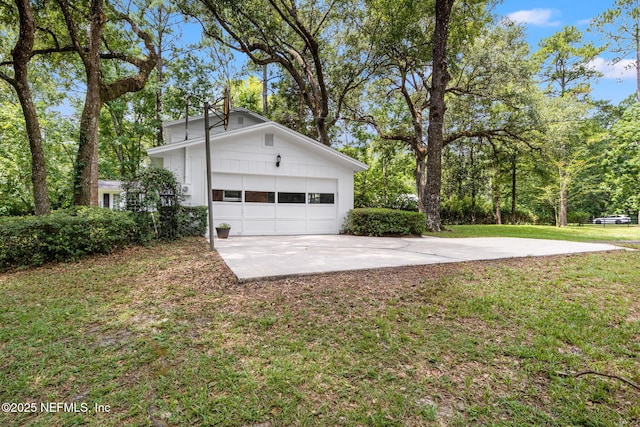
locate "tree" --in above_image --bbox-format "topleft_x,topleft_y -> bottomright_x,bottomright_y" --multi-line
230,75 -> 265,113
0,0 -> 51,215
534,26 -> 604,225
424,0 -> 455,231
350,0 -> 491,222
606,102 -> 640,223
592,0 -> 640,102
55,0 -> 158,206
350,0 -> 436,215
539,96 -> 592,226
533,25 -> 603,98
181,0 -> 374,146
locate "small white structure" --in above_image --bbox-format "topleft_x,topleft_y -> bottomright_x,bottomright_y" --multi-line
147,109 -> 368,236
98,180 -> 123,209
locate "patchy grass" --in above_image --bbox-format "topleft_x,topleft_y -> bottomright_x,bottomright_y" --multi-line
429,224 -> 640,243
1,238 -> 638,426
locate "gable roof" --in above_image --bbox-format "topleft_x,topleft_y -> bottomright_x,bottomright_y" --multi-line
148,119 -> 368,172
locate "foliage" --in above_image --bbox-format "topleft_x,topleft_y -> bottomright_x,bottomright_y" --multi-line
343,208 -> 426,236
340,134 -> 416,209
0,207 -> 136,271
604,102 -> 640,217
533,25 -> 604,98
230,75 -> 265,113
0,88 -> 75,216
98,89 -> 157,180
591,0 -> 640,101
441,195 -> 495,225
3,0 -> 640,231
123,167 -> 184,242
182,0 -> 374,145
177,206 -> 209,237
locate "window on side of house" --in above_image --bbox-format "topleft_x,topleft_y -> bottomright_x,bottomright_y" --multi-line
308,193 -> 335,204
277,192 -> 306,204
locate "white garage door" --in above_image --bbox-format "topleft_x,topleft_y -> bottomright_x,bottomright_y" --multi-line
212,174 -> 338,235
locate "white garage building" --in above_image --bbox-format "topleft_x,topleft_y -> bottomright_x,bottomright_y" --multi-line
147,109 -> 368,236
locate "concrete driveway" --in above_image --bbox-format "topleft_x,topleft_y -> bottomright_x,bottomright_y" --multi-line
214,235 -> 625,281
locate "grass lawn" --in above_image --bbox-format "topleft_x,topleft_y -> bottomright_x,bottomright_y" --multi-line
1,237 -> 639,426
427,224 -> 640,244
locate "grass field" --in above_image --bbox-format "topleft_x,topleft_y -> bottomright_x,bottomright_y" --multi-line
1,237 -> 639,426
428,224 -> 640,245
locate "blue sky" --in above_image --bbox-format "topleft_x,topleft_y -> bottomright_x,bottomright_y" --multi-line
493,0 -> 636,104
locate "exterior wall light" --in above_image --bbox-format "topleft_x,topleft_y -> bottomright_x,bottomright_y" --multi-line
276,154 -> 281,167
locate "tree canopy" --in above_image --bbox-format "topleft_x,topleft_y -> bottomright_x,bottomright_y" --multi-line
0,0 -> 637,229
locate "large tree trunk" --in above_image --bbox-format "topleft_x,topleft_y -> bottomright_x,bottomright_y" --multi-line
492,173 -> 502,225
425,0 -> 455,232
155,10 -> 164,147
11,0 -> 50,215
74,95 -> 101,206
558,175 -> 568,227
470,144 -> 477,224
316,116 -> 331,147
510,153 -> 517,223
60,0 -> 157,205
72,0 -> 104,206
156,55 -> 164,146
415,151 -> 428,214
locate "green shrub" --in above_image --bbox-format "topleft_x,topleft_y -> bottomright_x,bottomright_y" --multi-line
177,206 -> 208,237
567,211 -> 590,224
0,207 -> 136,271
343,208 -> 426,236
124,167 -> 184,241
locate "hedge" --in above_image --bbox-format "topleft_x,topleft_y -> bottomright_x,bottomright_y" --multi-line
343,208 -> 426,236
0,207 -> 137,271
177,206 -> 208,237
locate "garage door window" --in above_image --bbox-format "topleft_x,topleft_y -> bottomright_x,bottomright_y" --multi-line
213,189 -> 242,202
308,193 -> 335,204
246,191 -> 275,203
278,192 -> 306,204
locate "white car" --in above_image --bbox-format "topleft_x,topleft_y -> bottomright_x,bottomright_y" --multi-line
592,215 -> 631,224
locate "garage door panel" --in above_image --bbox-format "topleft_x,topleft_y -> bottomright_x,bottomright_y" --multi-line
214,173 -> 242,188
277,205 -> 306,219
306,178 -> 336,193
245,175 -> 275,191
214,203 -> 242,217
277,176 -> 306,192
244,205 -> 276,218
306,219 -> 336,233
244,219 -> 276,234
308,205 -> 335,219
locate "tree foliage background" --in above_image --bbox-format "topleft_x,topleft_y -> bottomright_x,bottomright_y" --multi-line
1,0 -> 639,227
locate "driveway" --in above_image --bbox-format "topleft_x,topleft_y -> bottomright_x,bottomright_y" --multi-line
213,235 -> 625,281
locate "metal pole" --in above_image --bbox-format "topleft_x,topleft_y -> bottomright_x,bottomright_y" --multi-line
204,102 -> 215,250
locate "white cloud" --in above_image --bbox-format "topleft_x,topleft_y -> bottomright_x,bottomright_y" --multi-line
506,9 -> 561,27
589,57 -> 637,80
